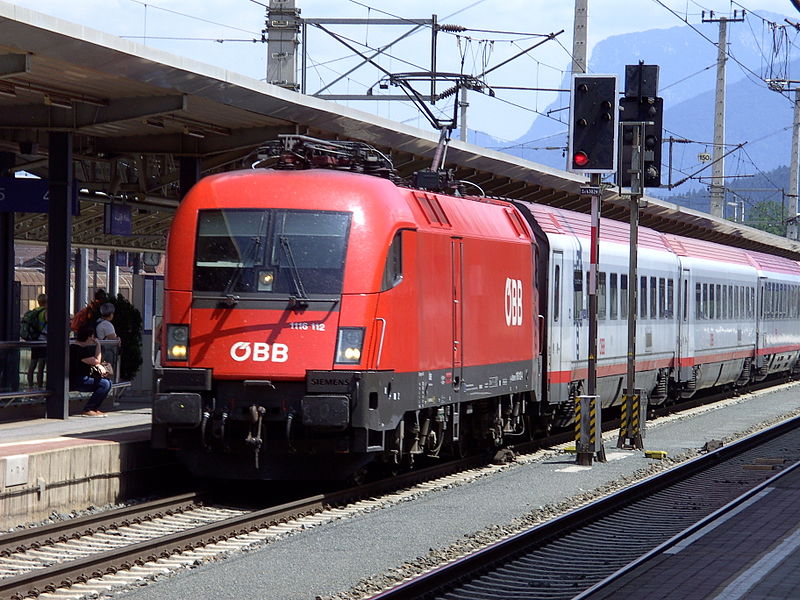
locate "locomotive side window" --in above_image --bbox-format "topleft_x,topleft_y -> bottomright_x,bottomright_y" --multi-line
193,209 -> 351,295
381,231 -> 404,291
610,273 -> 618,320
620,274 -> 628,319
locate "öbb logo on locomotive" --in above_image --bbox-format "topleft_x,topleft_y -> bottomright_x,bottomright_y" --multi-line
229,342 -> 289,363
505,277 -> 523,327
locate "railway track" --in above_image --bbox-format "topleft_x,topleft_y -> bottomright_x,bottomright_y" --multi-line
0,382 -> 790,600
0,450 -> 501,600
364,414 -> 800,600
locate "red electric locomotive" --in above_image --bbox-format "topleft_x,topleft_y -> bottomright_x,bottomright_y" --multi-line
153,137 -> 542,479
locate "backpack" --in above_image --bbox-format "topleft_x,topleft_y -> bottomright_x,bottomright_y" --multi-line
70,304 -> 95,333
20,307 -> 44,341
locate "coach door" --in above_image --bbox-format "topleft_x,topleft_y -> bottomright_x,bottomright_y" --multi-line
451,237 -> 464,390
549,251 -> 565,402
756,276 -> 767,368
677,268 -> 691,379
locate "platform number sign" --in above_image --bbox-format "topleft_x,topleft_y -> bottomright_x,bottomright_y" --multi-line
505,278 -> 523,327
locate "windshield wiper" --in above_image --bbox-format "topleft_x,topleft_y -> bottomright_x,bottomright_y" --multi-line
220,213 -> 267,305
279,235 -> 310,308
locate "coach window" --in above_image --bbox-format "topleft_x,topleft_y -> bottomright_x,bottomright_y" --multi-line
658,278 -> 666,319
683,280 -> 688,321
649,276 -> 657,319
610,273 -> 618,320
723,285 -> 729,319
738,285 -> 743,319
640,276 -> 648,319
553,265 -> 560,322
729,285 -> 734,318
380,231 -> 404,291
770,283 -> 775,318
598,272 -> 607,320
696,283 -> 702,319
783,284 -> 788,318
702,283 -> 709,319
573,269 -> 583,320
668,279 -> 675,319
621,274 -> 628,319
708,284 -> 715,319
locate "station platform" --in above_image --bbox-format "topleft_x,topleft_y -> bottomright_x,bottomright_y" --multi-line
0,397 -> 179,530
583,460 -> 800,600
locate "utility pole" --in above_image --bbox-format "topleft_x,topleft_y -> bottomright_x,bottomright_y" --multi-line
459,85 -> 469,141
788,88 -> 800,240
572,0 -> 587,75
703,10 -> 744,218
266,0 -> 301,91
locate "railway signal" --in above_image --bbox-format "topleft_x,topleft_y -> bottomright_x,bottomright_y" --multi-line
568,74 -> 618,174
618,63 -> 664,188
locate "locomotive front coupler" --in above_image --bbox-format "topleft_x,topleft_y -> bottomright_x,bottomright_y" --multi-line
244,404 -> 266,469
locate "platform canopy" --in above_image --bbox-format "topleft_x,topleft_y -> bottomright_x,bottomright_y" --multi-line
1,2 -> 799,258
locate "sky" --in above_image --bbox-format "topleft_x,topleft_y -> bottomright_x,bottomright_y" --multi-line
9,0 -> 800,142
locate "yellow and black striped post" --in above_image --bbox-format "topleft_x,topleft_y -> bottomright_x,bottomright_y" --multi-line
617,388 -> 646,449
575,395 -> 606,465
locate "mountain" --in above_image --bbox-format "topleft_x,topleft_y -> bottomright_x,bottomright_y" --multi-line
474,10 -> 798,202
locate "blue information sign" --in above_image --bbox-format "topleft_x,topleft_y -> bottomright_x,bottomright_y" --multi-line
104,203 -> 132,236
0,177 -> 80,214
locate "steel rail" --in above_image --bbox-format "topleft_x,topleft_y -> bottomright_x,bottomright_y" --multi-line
0,453 -> 490,600
1,379 -> 791,600
0,492 -> 203,557
365,414 -> 800,599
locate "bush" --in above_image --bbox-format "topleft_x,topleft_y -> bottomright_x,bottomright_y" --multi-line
110,294 -> 143,381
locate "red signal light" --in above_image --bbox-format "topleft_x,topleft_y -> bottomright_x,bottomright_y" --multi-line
573,151 -> 590,168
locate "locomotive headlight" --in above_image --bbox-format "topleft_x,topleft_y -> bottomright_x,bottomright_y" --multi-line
166,324 -> 190,361
335,327 -> 365,365
257,270 -> 275,291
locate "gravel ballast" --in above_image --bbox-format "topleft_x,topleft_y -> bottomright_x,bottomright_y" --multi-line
102,382 -> 800,600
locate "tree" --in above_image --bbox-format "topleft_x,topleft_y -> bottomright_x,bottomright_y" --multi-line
110,293 -> 143,381
745,200 -> 787,237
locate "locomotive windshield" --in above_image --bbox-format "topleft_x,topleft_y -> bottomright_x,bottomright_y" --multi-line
193,209 -> 351,295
